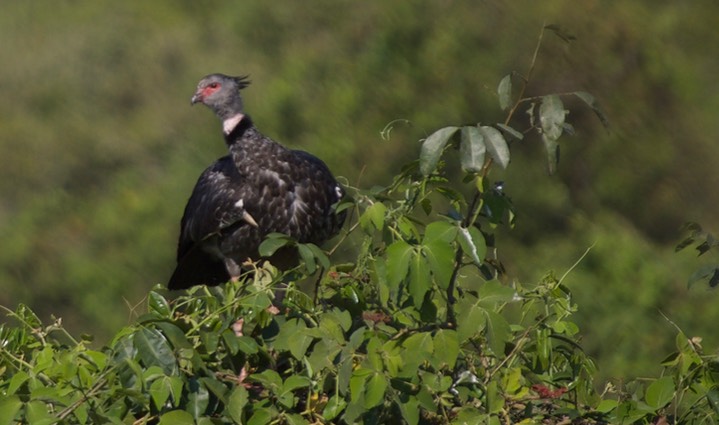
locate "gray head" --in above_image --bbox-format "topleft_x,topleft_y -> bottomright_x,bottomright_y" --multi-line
191,74 -> 251,120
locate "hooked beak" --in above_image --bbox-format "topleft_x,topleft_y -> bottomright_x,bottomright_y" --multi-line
190,92 -> 203,106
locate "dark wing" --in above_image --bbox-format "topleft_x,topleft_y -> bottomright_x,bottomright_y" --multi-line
168,156 -> 252,289
284,150 -> 346,242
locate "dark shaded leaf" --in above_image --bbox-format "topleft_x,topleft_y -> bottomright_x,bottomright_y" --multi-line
573,91 -> 610,128
496,123 -> 524,140
544,24 -> 577,43
688,265 -> 719,288
419,126 -> 459,176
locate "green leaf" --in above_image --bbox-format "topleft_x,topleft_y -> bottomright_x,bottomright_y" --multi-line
158,410 -> 195,425
148,291 -> 171,317
484,310 -> 510,357
457,225 -> 486,266
573,91 -> 609,128
688,265 -> 719,288
297,243 -> 317,274
424,221 -> 458,245
0,396 -> 22,425
457,297 -> 487,342
409,249 -> 431,307
420,126 -> 459,176
251,369 -> 284,393
247,408 -> 274,425
478,280 -> 516,306
228,386 -> 249,423
460,126 -> 486,173
496,123 -> 524,140
433,329 -> 459,369
645,376 -> 675,409
186,379 -> 210,419
306,243 -> 330,269
398,396 -> 420,425
258,233 -> 293,257
539,94 -> 566,141
386,240 -> 414,290
423,240 -> 455,290
497,74 -> 512,110
149,376 -> 172,410
323,395 -> 347,421
134,326 -> 178,375
479,126 -> 510,169
25,400 -> 53,425
7,370 -> 29,395
360,202 -> 387,234
364,373 -> 388,409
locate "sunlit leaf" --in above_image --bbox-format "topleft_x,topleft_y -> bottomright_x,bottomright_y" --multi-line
148,291 -> 170,318
542,134 -> 560,175
479,126 -> 510,169
460,126 -> 486,173
158,410 -> 195,425
134,327 -> 178,376
323,395 -> 347,421
0,396 -> 22,425
424,221 -> 458,245
419,126 -> 459,176
397,396 -> 420,425
297,243 -> 317,274
484,309 -> 511,357
360,202 -> 387,234
258,233 -> 293,257
497,74 -> 512,110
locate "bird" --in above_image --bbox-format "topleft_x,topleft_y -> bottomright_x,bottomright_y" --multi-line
168,74 -> 346,290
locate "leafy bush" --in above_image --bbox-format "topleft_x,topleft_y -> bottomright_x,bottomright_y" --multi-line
2,26 -> 718,425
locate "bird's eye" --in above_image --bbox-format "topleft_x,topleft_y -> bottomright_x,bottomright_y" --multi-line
209,82 -> 219,89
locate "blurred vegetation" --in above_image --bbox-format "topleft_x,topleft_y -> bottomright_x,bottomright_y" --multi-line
1,0 -> 718,389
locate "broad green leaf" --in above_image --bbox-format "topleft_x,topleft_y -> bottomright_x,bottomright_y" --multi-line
424,221 -> 458,245
484,310 -> 511,357
186,379 -> 210,419
251,369 -> 283,393
297,243 -> 317,274
423,241 -> 455,289
409,249 -> 431,307
398,396 -> 420,425
285,413 -> 309,425
148,291 -> 171,317
386,240 -> 414,290
364,373 -> 388,409
456,297 -> 487,342
433,329 -> 459,369
478,280 -> 517,306
158,410 -> 195,425
645,376 -> 675,409
227,387 -> 249,423
283,375 -> 311,393
247,408 -> 274,425
7,370 -> 29,395
258,233 -> 292,257
457,225 -> 486,266
573,91 -> 609,128
402,332 -> 434,362
25,400 -> 53,425
460,126 -> 486,173
306,243 -> 330,269
134,327 -> 178,375
479,126 -> 510,169
149,376 -> 172,410
0,396 -> 22,425
497,74 -> 512,110
360,202 -> 387,234
323,395 -> 347,421
539,95 -> 566,141
420,126 -> 459,176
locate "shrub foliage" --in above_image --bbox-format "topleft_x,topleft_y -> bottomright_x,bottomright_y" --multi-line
2,26 -> 718,425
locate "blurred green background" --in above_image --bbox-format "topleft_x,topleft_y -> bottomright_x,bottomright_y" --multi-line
1,1 -> 718,385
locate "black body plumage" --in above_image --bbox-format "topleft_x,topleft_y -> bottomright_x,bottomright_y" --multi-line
168,74 -> 345,290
